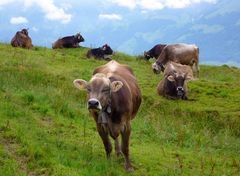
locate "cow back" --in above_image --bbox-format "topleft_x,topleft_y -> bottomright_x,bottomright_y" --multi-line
157,44 -> 198,65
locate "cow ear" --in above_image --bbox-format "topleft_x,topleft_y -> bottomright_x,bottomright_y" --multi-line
167,75 -> 175,82
73,79 -> 88,90
111,81 -> 123,92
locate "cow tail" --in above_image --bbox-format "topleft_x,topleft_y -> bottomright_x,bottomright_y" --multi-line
194,47 -> 200,78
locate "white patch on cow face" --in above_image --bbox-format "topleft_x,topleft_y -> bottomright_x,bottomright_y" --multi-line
175,72 -> 184,78
92,73 -> 106,79
152,62 -> 161,74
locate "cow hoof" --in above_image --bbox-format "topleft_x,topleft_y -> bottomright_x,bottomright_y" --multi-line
116,151 -> 122,157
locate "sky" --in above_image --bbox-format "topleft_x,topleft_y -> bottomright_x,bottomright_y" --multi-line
0,0 -> 240,66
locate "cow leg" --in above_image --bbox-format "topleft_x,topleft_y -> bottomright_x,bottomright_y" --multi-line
192,61 -> 199,78
121,123 -> 133,172
108,122 -> 122,156
97,124 -> 112,158
114,137 -> 122,156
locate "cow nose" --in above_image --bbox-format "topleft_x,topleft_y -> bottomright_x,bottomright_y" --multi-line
88,99 -> 99,107
177,87 -> 184,91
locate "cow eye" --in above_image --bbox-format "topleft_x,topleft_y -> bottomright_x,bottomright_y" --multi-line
86,87 -> 91,92
102,88 -> 110,92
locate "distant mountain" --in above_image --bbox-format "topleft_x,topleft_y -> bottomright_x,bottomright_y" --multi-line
0,0 -> 239,66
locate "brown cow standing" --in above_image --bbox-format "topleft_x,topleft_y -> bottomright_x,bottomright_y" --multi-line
11,29 -> 33,49
157,62 -> 193,100
73,60 -> 142,171
152,43 -> 199,78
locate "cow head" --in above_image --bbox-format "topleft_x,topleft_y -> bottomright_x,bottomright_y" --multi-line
144,51 -> 151,60
73,73 -> 123,113
152,62 -> 165,74
102,44 -> 113,55
75,33 -> 85,42
166,71 -> 192,99
21,28 -> 29,36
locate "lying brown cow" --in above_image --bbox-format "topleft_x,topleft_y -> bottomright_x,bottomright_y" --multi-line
11,29 -> 33,49
52,32 -> 84,49
152,43 -> 199,78
157,62 -> 193,100
73,60 -> 142,171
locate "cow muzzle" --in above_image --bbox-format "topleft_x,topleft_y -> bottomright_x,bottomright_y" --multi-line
176,86 -> 184,98
88,98 -> 102,111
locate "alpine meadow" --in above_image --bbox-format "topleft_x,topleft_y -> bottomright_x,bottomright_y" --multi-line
0,43 -> 240,176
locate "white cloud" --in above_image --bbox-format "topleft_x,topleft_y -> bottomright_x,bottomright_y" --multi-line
138,0 -> 164,10
191,24 -> 224,34
99,14 -> 122,20
10,16 -> 28,24
0,0 -> 14,6
112,0 -> 136,9
110,0 -> 217,10
24,0 -> 72,23
4,0 -> 72,23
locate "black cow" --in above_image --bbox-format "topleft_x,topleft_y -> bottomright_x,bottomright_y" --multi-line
86,44 -> 113,60
52,33 -> 84,49
144,44 -> 166,60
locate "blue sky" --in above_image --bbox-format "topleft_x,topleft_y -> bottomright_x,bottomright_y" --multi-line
0,0 -> 240,66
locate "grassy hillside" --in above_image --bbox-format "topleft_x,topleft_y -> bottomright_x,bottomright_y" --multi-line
0,43 -> 240,176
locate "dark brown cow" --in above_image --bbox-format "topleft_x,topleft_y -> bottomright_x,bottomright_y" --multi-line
73,60 -> 142,171
86,44 -> 113,60
144,44 -> 166,60
152,43 -> 199,78
52,32 -> 84,49
11,29 -> 33,49
157,62 -> 193,100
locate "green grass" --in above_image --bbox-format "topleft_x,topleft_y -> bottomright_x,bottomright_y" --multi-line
0,43 -> 240,176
